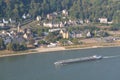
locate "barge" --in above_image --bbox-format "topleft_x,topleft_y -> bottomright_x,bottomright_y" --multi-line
54,55 -> 102,65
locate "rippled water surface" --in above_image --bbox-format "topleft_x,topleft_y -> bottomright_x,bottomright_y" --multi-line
0,47 -> 120,80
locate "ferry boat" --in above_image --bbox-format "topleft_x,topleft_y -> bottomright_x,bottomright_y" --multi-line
54,55 -> 102,65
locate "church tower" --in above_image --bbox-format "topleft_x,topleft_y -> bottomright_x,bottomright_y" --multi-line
17,23 -> 21,32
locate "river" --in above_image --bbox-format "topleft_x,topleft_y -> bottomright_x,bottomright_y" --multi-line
0,47 -> 120,80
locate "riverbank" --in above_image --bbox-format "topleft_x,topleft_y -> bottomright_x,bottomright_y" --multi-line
0,42 -> 120,58
0,47 -> 66,58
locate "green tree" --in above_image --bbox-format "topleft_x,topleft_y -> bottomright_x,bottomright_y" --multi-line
0,38 -> 5,49
6,43 -> 13,51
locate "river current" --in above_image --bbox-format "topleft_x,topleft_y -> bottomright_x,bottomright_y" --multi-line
0,47 -> 120,80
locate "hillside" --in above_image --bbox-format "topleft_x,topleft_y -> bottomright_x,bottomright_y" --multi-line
0,0 -> 120,23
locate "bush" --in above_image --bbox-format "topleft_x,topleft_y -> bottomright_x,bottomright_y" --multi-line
6,43 -> 27,51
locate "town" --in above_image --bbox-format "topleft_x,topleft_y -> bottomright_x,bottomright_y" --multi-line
0,9 -> 120,53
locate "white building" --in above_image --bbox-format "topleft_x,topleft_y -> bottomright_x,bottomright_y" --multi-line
62,9 -> 68,16
0,23 -> 5,26
36,16 -> 41,21
43,22 -> 53,28
86,31 -> 92,37
9,18 -> 16,23
2,19 -> 9,24
22,14 -> 26,19
47,43 -> 57,48
99,18 -> 108,23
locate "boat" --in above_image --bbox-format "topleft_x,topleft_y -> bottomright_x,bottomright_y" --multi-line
54,55 -> 102,65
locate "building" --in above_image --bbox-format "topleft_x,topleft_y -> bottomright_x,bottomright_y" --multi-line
43,22 -> 53,28
0,23 -> 5,26
36,16 -> 41,21
62,9 -> 68,16
99,18 -> 108,23
60,29 -> 69,39
47,14 -> 56,20
70,31 -> 83,38
17,25 -> 23,33
86,31 -> 92,38
2,19 -> 9,24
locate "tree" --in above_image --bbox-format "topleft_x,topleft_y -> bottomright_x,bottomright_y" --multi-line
6,42 -> 27,51
0,38 -> 5,49
6,43 -> 13,51
29,38 -> 35,45
0,0 -> 119,22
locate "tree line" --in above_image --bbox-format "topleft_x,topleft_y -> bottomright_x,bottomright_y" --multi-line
0,38 -> 27,51
0,0 -> 120,23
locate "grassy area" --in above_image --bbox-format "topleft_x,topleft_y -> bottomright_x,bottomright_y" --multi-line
64,42 -> 120,49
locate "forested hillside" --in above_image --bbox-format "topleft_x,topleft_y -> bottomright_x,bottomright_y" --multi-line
0,0 -> 120,23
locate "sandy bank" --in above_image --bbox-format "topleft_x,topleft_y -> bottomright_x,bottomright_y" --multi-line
0,45 -> 120,58
0,47 -> 65,58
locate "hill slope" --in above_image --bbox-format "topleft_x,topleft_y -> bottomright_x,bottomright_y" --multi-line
0,0 -> 120,22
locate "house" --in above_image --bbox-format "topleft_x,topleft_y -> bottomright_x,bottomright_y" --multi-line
49,28 -> 61,32
84,19 -> 90,23
62,9 -> 68,16
53,12 -> 58,16
47,43 -> 57,48
60,29 -> 69,39
23,33 -> 28,39
86,31 -> 92,38
10,30 -> 17,35
22,14 -> 26,19
2,30 -> 7,35
22,13 -> 30,19
36,16 -> 41,21
99,18 -> 108,23
2,19 -> 9,24
23,29 -> 33,40
47,14 -> 56,20
59,22 -> 64,27
0,23 -> 5,26
9,18 -> 16,23
26,13 -> 30,17
26,28 -> 32,34
70,31 -> 83,38
17,25 -> 23,33
53,23 -> 59,27
79,20 -> 84,24
108,21 -> 113,24
43,22 -> 53,28
70,30 -> 92,38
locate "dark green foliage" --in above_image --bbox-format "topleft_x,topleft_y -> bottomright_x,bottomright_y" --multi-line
0,0 -> 120,23
67,26 -> 100,32
110,23 -> 120,31
6,42 -> 27,51
0,38 -> 5,49
45,32 -> 62,42
32,27 -> 49,37
38,40 -> 46,45
71,38 -> 81,45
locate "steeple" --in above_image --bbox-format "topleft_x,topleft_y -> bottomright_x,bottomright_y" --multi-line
17,22 -> 21,32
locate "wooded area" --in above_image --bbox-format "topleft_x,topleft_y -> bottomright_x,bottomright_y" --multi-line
0,0 -> 120,23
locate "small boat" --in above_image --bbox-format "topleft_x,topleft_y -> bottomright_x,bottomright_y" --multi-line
54,55 -> 102,65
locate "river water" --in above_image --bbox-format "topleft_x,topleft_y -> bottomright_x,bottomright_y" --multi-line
0,47 -> 120,80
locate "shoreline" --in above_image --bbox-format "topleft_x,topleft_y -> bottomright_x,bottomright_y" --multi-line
0,45 -> 120,58
0,47 -> 66,58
